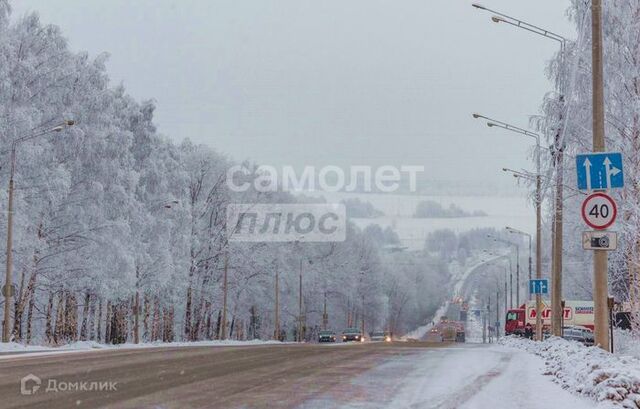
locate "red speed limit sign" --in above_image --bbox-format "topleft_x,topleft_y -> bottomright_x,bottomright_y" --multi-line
581,192 -> 617,230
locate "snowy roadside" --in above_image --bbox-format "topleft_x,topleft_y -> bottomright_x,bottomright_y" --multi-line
302,344 -> 602,409
0,339 -> 292,359
613,329 -> 640,359
500,336 -> 640,408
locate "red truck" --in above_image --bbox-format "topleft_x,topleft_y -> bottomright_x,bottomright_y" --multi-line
505,300 -> 594,336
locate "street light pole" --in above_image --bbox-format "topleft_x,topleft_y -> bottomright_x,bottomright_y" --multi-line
3,146 -> 16,343
298,259 -> 303,342
488,236 -> 521,307
483,252 -> 513,309
506,226 -> 532,299
472,5 -> 569,342
221,249 -> 228,340
274,268 -> 280,340
3,121 -> 74,343
475,115 -> 542,339
591,0 -> 609,351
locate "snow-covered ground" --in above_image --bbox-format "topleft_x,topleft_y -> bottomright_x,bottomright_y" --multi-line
501,336 -> 640,408
301,344 -> 603,409
614,329 -> 640,359
0,339 -> 289,359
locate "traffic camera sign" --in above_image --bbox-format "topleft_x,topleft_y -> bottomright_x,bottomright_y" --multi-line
581,193 -> 617,230
576,152 -> 623,191
582,231 -> 617,251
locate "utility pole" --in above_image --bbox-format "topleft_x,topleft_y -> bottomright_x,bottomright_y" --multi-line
221,250 -> 228,340
504,269 -> 508,314
322,291 -> 328,330
535,166 -> 543,342
510,272 -> 513,308
488,296 -> 492,343
551,28 -> 567,337
528,236 -> 533,287
551,159 -> 564,336
3,121 -> 74,343
515,245 -> 521,307
134,268 -> 140,344
3,147 -> 15,343
591,0 -> 609,351
274,268 -> 279,340
496,288 -> 500,338
482,306 -> 487,344
361,294 -> 365,337
298,259 -> 303,342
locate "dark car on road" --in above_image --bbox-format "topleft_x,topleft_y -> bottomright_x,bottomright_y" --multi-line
341,328 -> 363,342
318,330 -> 337,343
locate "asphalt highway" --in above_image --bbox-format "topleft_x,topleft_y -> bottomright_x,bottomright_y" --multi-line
0,341 -> 446,409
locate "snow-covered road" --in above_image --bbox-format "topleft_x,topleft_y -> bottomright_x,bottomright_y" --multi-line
302,344 -> 606,409
403,254 -> 507,341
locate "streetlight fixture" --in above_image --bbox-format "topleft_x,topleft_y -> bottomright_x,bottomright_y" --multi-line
472,2 -> 570,339
502,168 -> 586,196
472,4 -> 567,45
3,120 -> 75,343
474,114 -> 541,328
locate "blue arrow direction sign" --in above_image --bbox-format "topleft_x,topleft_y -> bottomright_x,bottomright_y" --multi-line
529,279 -> 549,295
576,152 -> 624,191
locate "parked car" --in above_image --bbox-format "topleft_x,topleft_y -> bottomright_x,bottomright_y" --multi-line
370,331 -> 392,342
562,326 -> 594,346
341,328 -> 364,342
318,330 -> 337,343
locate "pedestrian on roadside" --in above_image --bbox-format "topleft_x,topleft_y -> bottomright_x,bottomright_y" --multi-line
524,323 -> 533,339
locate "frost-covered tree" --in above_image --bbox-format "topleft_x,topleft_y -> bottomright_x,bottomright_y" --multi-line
533,1 -> 640,322
0,2 -> 455,345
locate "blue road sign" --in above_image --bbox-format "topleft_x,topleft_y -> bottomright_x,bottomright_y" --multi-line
576,152 -> 624,191
529,279 -> 549,295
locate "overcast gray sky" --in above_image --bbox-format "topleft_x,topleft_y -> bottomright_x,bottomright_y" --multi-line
13,0 -> 573,191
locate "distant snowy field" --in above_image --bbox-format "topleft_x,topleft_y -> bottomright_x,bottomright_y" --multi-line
303,191 -> 534,250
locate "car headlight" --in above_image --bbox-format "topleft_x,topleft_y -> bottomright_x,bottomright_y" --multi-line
385,336 -> 391,342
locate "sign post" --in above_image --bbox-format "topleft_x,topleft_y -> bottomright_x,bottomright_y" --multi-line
576,150 -> 624,351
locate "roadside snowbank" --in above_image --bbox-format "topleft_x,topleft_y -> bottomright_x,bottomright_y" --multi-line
0,339 -> 290,358
500,336 -> 640,408
0,342 -> 53,353
614,329 -> 640,359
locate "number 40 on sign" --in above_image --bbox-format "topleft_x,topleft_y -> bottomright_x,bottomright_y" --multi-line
581,192 -> 617,230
